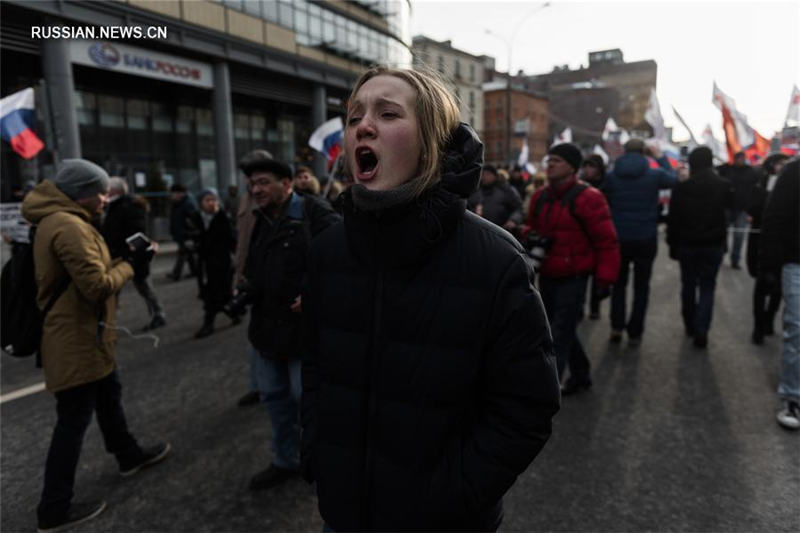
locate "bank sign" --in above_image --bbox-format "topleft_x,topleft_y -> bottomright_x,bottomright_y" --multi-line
69,41 -> 212,89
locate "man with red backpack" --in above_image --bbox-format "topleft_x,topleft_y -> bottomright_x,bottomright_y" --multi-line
523,143 -> 620,395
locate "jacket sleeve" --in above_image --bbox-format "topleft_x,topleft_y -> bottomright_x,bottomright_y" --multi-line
52,222 -> 133,303
666,184 -> 684,248
428,254 -> 560,514
581,190 -> 620,284
652,156 -> 678,189
309,197 -> 342,236
506,186 -> 524,225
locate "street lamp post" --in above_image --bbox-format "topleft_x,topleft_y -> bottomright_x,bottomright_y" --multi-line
486,2 -> 550,167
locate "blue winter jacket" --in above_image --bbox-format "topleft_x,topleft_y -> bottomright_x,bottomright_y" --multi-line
603,153 -> 677,241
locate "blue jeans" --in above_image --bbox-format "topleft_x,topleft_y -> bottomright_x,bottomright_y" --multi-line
779,264 -> 800,403
611,238 -> 658,337
539,275 -> 591,385
38,370 -> 141,523
677,246 -> 724,335
249,345 -> 302,469
726,209 -> 748,267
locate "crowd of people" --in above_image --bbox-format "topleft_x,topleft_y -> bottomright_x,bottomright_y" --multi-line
13,65 -> 798,532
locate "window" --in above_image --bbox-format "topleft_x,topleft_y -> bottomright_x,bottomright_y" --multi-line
263,0 -> 278,22
176,105 -> 194,134
75,91 -> 96,126
197,109 -> 213,136
251,115 -> 265,141
278,1 -> 293,28
455,59 -> 461,78
437,55 -> 444,73
126,99 -> 149,130
469,63 -> 475,82
152,103 -> 172,132
98,95 -> 124,128
469,91 -> 475,112
234,113 -> 249,139
242,0 -> 261,16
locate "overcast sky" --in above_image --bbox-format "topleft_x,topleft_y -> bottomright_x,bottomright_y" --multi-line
409,0 -> 799,142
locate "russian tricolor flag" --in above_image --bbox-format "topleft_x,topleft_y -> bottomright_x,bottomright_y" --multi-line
308,117 -> 343,170
1,88 -> 44,160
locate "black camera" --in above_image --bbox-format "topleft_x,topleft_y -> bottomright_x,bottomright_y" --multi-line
224,279 -> 255,317
524,232 -> 553,272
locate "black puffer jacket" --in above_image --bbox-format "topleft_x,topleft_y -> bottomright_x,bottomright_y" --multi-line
467,180 -> 523,228
102,194 -> 148,260
301,124 -> 560,532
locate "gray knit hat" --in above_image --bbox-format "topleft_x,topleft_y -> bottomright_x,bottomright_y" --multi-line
53,159 -> 110,200
197,187 -> 218,202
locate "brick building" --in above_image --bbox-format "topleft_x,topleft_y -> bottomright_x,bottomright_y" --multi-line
483,81 -> 549,167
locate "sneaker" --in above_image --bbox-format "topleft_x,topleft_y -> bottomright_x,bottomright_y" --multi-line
751,328 -> 764,345
143,314 -> 166,332
776,401 -> 800,430
120,442 -> 171,477
38,500 -> 106,533
609,330 -> 623,343
249,464 -> 299,491
237,390 -> 260,407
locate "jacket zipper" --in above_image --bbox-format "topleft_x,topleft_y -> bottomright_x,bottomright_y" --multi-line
361,267 -> 383,530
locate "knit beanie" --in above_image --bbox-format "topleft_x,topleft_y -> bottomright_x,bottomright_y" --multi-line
688,146 -> 713,171
198,187 -> 219,202
548,143 -> 582,171
53,159 -> 110,200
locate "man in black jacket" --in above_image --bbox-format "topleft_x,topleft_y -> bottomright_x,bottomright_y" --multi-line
718,151 -> 759,268
103,177 -> 165,331
761,157 -> 800,430
167,184 -> 198,281
240,158 -> 340,490
667,146 -> 733,348
467,164 -> 523,234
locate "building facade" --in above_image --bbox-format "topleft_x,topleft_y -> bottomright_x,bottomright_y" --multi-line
0,0 -> 412,209
411,35 -> 485,138
524,48 -> 657,147
483,81 -> 549,167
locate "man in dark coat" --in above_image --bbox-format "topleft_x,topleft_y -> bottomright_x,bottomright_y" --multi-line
167,183 -> 198,281
746,153 -> 789,344
760,157 -> 800,430
467,164 -> 523,234
241,158 -> 340,491
718,151 -> 760,268
602,138 -> 676,343
667,146 -> 733,348
191,188 -> 237,338
102,177 -> 165,331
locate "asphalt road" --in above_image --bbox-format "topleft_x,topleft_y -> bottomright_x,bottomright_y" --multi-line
1,236 -> 798,532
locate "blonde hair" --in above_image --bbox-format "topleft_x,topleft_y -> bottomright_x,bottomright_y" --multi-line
345,66 -> 461,198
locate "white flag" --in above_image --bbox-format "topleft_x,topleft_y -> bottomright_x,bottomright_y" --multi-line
601,117 -> 618,142
702,124 -> 727,163
592,144 -> 609,165
785,85 -> 800,126
517,140 -> 529,167
619,129 -> 630,145
552,127 -> 572,146
644,88 -> 667,142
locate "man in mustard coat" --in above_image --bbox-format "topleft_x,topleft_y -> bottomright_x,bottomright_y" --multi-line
22,159 -> 170,533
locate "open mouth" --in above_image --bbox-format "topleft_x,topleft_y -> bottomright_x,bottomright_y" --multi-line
355,147 -> 379,180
